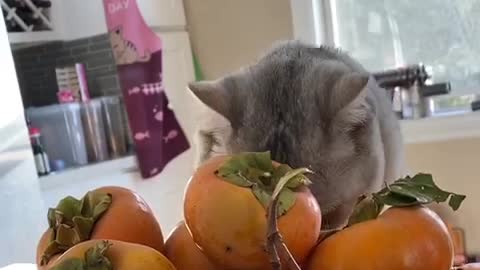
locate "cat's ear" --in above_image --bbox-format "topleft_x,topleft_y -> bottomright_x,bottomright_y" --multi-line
189,80 -> 230,119
331,73 -> 371,125
331,73 -> 370,112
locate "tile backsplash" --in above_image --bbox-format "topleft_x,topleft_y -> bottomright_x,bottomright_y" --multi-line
12,34 -> 120,107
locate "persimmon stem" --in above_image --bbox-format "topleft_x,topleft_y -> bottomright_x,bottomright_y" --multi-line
266,170 -> 308,270
266,198 -> 281,270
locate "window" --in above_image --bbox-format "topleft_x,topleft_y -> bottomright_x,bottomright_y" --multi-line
312,0 -> 480,98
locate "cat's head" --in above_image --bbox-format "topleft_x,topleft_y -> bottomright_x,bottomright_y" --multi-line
189,41 -> 382,212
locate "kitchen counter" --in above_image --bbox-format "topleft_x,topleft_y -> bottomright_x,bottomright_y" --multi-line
0,264 -> 36,270
3,111 -> 480,266
38,155 -> 137,190
38,148 -> 195,229
41,110 -> 480,187
1,145 -> 195,267
38,111 -> 480,196
401,111 -> 480,144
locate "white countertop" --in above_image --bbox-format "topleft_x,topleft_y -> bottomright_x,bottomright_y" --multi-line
1,149 -> 195,267
2,110 -> 480,267
38,155 -> 137,191
38,111 -> 480,189
401,111 -> 480,144
0,264 -> 36,270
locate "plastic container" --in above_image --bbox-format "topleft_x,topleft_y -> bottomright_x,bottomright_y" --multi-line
26,103 -> 88,168
100,96 -> 127,158
81,99 -> 109,162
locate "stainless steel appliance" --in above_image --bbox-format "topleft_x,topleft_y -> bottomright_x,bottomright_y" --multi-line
373,64 -> 451,119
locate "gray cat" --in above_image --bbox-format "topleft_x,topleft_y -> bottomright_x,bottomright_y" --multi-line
188,41 -> 405,229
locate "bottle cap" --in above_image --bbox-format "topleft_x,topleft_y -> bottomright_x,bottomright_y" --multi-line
29,127 -> 41,137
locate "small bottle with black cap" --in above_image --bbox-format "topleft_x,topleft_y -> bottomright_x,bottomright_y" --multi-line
29,126 -> 51,176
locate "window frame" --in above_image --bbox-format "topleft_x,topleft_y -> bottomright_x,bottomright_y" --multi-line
290,0 -> 334,46
290,0 -> 480,142
291,0 -> 480,96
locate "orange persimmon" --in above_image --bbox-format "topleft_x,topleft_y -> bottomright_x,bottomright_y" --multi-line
37,186 -> 164,269
184,155 -> 322,270
307,206 -> 453,270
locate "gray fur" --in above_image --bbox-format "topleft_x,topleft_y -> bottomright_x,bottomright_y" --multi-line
189,41 -> 405,229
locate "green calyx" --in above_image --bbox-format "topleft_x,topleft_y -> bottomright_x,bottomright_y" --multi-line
41,191 -> 112,265
348,173 -> 466,226
216,152 -> 312,217
51,240 -> 113,270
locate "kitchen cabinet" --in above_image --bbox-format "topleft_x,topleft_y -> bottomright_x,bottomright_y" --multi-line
8,0 -> 187,43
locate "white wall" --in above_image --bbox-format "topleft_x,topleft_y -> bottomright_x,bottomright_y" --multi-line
0,17 -> 47,267
184,0 -> 294,79
60,0 -> 187,40
0,21 -> 26,128
406,138 -> 480,253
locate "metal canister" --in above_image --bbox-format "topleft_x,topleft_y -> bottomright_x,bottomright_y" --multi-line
100,96 -> 128,158
81,99 -> 109,162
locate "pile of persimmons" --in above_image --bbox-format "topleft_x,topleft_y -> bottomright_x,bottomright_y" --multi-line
36,152 -> 465,270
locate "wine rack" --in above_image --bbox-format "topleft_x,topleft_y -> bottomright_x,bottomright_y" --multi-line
1,0 -> 52,32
